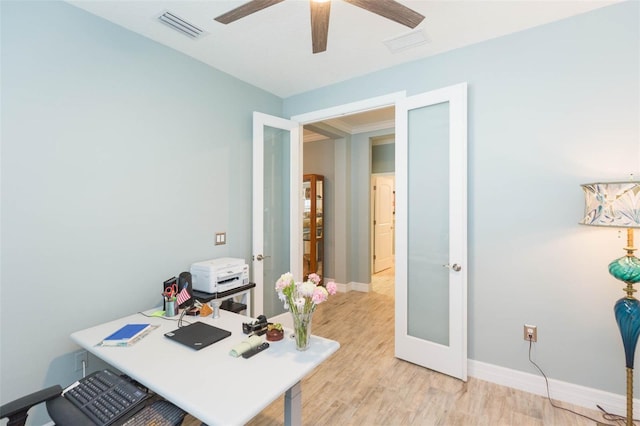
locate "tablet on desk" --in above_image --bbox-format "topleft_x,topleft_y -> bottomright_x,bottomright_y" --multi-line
164,322 -> 231,350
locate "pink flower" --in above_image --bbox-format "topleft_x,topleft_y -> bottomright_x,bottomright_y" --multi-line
276,272 -> 293,292
275,272 -> 336,315
308,273 -> 321,285
312,286 -> 329,304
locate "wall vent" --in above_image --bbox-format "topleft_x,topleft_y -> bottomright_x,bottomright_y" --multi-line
158,11 -> 207,39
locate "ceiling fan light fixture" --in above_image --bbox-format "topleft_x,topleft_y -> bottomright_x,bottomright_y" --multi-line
383,28 -> 429,53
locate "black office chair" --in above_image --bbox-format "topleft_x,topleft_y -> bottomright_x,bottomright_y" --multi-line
0,384 -> 94,426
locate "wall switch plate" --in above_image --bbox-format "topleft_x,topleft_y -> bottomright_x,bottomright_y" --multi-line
215,232 -> 226,245
523,324 -> 537,342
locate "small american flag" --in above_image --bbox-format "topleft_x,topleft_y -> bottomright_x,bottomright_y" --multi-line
177,287 -> 191,305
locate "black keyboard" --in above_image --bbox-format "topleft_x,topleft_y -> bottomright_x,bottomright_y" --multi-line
121,400 -> 186,426
64,369 -> 149,426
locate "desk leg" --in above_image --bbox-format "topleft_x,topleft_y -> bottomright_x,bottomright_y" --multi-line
284,381 -> 302,426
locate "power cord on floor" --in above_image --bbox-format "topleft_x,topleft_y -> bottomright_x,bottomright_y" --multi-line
527,339 -> 631,426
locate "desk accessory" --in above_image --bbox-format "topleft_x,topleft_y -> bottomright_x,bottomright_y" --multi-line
164,301 -> 178,317
198,302 -> 213,317
177,271 -> 193,309
242,341 -> 270,359
121,400 -> 185,426
266,323 -> 284,341
229,335 -> 267,358
242,315 -> 268,335
164,321 -> 231,350
580,181 -> 640,426
162,277 -> 177,311
102,324 -> 152,347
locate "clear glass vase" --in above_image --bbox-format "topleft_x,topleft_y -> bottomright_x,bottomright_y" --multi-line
291,311 -> 313,351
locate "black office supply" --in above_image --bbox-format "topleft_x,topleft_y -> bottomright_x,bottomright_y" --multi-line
121,400 -> 185,426
63,369 -> 149,426
242,341 -> 270,359
162,277 -> 177,311
164,321 -> 231,350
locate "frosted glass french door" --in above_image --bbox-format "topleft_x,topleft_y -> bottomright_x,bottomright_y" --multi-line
252,112 -> 302,318
395,83 -> 468,380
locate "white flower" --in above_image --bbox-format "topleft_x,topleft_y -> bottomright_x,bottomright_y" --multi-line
299,281 -> 316,297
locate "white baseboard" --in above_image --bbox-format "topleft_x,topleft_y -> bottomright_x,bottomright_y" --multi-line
468,359 -> 638,417
335,281 -> 370,293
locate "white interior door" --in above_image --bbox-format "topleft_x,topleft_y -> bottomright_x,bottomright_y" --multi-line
252,112 -> 302,318
395,83 -> 468,380
373,175 -> 395,273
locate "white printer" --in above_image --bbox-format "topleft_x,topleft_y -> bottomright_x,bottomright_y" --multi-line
190,257 -> 249,294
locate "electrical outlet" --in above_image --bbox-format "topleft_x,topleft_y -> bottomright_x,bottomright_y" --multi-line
523,324 -> 538,342
74,350 -> 88,372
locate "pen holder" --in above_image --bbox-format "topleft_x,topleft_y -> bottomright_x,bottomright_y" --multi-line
165,300 -> 178,317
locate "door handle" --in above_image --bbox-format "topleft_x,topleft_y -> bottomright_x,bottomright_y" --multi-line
443,263 -> 462,272
255,254 -> 271,261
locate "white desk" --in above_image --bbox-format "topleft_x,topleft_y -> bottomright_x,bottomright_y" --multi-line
70,309 -> 339,425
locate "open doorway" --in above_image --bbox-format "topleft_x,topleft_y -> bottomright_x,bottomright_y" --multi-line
371,135 -> 396,276
302,106 -> 395,294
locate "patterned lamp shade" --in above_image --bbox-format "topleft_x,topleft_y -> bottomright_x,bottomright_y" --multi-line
580,181 -> 640,228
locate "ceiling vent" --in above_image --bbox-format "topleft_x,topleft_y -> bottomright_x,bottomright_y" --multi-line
158,11 -> 207,40
383,29 -> 429,54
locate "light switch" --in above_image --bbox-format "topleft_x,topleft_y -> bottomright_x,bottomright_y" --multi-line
215,232 -> 226,245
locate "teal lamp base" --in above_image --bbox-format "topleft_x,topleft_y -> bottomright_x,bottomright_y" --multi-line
610,245 -> 640,426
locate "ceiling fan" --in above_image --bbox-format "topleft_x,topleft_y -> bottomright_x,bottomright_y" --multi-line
214,0 -> 425,54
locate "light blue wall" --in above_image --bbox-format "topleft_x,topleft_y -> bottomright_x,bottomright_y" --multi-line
349,128 -> 395,284
284,1 -> 640,396
0,1 -> 281,423
372,142 -> 395,174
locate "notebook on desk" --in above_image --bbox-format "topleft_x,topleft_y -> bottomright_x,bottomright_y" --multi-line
164,321 -> 231,350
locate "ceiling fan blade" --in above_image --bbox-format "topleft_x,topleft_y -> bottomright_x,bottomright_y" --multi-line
310,0 -> 331,54
343,0 -> 424,28
214,0 -> 285,24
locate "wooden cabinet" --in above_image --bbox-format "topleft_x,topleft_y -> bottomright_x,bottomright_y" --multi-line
303,174 -> 323,281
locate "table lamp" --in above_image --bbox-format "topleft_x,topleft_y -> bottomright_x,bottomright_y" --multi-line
580,181 -> 640,426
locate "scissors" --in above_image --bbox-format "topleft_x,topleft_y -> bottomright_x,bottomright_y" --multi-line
163,283 -> 177,300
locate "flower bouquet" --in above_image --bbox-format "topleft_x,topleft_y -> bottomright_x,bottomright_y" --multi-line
275,272 -> 337,350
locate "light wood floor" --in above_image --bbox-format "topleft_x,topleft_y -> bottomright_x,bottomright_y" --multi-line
184,268 -> 614,425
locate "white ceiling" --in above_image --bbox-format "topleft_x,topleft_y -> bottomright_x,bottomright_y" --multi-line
67,0 -> 620,99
